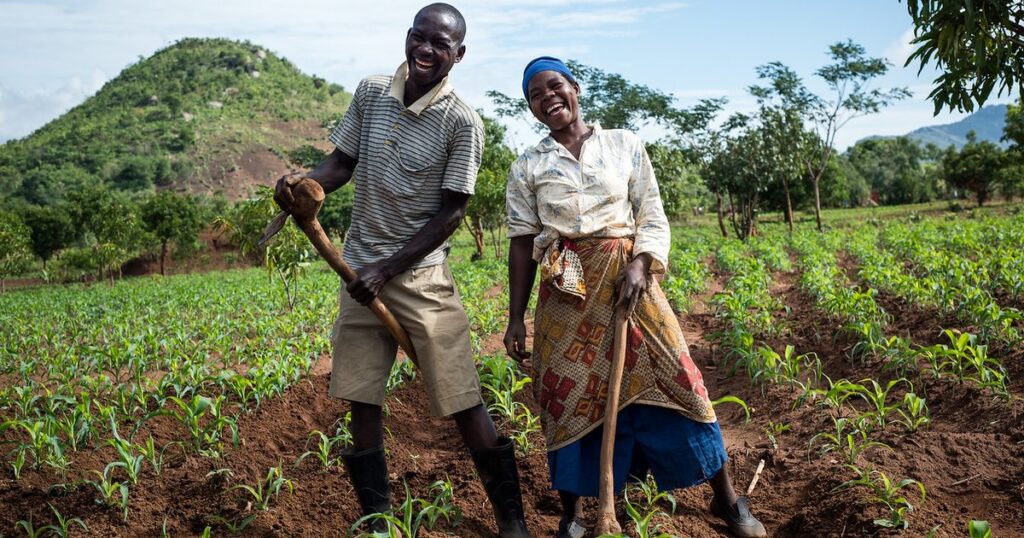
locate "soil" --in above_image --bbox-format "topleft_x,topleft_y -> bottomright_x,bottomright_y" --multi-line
1,261 -> 1022,537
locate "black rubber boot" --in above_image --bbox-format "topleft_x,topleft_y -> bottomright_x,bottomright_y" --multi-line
469,437 -> 532,538
342,445 -> 391,534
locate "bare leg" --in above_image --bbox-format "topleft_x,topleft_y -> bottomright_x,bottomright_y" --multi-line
558,491 -> 581,526
708,464 -> 767,537
710,466 -> 740,506
349,401 -> 384,451
452,403 -> 499,450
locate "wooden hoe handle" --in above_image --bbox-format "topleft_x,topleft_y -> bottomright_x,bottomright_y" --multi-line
595,306 -> 629,535
268,178 -> 419,365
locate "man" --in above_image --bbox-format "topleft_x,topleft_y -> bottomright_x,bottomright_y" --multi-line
273,4 -> 531,537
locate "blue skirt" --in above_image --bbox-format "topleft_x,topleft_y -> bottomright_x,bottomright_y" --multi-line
547,404 -> 728,497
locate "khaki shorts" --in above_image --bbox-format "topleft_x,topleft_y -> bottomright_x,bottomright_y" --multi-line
328,262 -> 483,417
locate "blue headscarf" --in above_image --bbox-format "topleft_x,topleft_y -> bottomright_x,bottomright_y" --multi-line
522,56 -> 576,99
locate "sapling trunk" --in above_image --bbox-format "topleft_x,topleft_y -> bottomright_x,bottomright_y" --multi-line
489,226 -> 501,258
812,173 -> 824,232
466,215 -> 485,260
160,241 -> 168,276
275,265 -> 294,310
783,177 -> 794,233
716,191 -> 728,238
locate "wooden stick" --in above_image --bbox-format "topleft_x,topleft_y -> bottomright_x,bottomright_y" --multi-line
746,459 -> 766,495
950,473 -> 981,487
263,178 -> 418,365
594,307 -> 629,536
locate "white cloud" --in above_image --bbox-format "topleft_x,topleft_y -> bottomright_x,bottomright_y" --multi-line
0,71 -> 107,141
884,27 -> 916,67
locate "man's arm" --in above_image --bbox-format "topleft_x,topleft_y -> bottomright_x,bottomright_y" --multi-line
346,189 -> 470,305
274,149 -> 357,212
307,149 -> 357,195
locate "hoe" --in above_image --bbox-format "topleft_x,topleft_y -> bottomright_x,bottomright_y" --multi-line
258,177 -> 418,365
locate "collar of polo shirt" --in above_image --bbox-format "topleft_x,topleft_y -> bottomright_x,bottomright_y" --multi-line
388,62 -> 454,116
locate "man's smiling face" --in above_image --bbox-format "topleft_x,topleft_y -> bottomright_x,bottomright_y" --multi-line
405,8 -> 465,89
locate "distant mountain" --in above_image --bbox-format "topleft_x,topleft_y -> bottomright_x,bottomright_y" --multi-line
903,104 -> 1009,149
0,38 -> 350,204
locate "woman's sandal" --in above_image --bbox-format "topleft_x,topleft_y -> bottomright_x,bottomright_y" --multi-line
710,495 -> 768,538
555,518 -> 586,538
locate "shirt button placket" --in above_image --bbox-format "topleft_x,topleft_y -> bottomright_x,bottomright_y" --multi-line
575,162 -> 583,232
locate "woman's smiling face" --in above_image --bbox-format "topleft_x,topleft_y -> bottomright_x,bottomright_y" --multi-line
527,71 -> 580,131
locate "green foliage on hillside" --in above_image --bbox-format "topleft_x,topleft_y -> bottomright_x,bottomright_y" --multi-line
0,37 -> 350,202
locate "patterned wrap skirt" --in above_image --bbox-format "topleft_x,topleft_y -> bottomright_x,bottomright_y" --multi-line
532,237 -> 725,493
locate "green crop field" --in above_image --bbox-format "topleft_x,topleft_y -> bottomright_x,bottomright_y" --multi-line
1,209 -> 1022,536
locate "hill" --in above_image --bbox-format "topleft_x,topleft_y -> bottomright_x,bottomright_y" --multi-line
902,104 -> 1009,149
0,38 -> 350,204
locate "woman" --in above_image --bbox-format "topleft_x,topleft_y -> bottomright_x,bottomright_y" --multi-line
503,57 -> 767,538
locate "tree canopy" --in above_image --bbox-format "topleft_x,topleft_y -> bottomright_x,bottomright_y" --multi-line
904,0 -> 1024,113
140,190 -> 205,275
942,131 -> 1006,206
0,212 -> 32,291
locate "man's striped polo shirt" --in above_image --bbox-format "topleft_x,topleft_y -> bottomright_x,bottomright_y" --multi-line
329,62 -> 484,271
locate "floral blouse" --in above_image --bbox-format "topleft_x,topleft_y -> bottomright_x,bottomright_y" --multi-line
506,125 -> 671,272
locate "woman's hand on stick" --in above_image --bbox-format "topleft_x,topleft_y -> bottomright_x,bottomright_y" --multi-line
615,254 -> 651,312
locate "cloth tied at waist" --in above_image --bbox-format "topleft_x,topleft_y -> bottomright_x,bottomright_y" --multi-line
540,238 -> 587,300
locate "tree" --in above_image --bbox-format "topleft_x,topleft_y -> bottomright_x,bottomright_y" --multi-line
748,66 -> 816,232
844,137 -> 937,204
645,143 -> 706,221
67,186 -> 149,283
0,212 -> 33,293
943,131 -> 1006,206
18,204 -> 78,269
466,115 -> 516,259
662,97 -> 731,232
904,0 -> 1024,113
1005,98 -> 1024,147
752,44 -> 910,231
112,156 -> 172,191
140,190 -> 204,275
821,154 -> 872,208
708,114 -> 785,240
1003,98 -> 1024,201
91,195 -> 149,283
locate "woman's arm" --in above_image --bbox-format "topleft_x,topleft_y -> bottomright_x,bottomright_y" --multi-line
504,235 -> 538,362
628,136 -> 671,273
616,136 -> 669,311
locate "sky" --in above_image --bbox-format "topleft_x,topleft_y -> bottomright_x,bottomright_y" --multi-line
0,0 -> 1018,150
